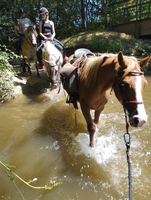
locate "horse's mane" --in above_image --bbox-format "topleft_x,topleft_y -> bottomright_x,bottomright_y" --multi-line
25,26 -> 37,37
80,54 -> 114,86
121,56 -> 139,79
80,52 -> 141,88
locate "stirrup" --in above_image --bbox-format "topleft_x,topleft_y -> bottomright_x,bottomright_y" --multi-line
66,96 -> 78,109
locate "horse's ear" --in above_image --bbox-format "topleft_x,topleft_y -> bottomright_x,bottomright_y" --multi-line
139,54 -> 151,68
117,51 -> 127,69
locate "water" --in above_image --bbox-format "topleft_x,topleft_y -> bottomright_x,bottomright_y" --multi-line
0,76 -> 151,200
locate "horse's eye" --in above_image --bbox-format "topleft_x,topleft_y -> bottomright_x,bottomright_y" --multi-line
121,81 -> 129,88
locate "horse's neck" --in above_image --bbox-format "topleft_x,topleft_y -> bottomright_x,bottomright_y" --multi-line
43,42 -> 63,66
46,42 -> 62,57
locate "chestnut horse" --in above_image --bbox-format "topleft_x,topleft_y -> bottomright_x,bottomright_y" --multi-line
70,51 -> 151,147
20,26 -> 40,77
42,41 -> 63,88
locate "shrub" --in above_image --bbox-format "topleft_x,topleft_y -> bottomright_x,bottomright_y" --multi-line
87,38 -> 123,53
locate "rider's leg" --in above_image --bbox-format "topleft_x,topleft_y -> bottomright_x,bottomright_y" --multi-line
36,48 -> 43,69
53,38 -> 67,59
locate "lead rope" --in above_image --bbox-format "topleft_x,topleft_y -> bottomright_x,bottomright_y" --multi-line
123,110 -> 132,200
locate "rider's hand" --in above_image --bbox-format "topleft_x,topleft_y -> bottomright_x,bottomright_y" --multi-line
49,37 -> 53,41
44,36 -> 48,40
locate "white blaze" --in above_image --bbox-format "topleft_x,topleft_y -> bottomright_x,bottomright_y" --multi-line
134,75 -> 148,126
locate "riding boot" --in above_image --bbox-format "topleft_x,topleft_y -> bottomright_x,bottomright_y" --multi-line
36,48 -> 43,69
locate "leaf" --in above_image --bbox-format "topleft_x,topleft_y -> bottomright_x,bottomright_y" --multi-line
8,175 -> 15,181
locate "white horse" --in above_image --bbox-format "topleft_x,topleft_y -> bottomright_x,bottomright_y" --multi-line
42,41 -> 63,88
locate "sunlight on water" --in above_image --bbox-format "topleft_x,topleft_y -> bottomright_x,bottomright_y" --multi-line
73,102 -> 151,198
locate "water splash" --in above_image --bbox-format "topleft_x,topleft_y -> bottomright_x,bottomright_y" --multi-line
75,131 -> 117,164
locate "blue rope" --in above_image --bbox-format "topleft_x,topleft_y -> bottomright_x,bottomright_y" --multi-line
123,132 -> 132,200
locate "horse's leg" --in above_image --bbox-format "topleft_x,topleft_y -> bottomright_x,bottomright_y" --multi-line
34,57 -> 40,77
36,64 -> 40,77
80,102 -> 96,147
20,56 -> 27,73
50,67 -> 57,85
26,59 -> 32,75
94,107 -> 104,124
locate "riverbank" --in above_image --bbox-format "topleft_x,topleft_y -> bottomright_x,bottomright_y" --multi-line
1,30 -> 151,104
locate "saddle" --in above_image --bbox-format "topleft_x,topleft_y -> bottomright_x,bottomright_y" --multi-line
60,48 -> 95,109
70,48 -> 93,64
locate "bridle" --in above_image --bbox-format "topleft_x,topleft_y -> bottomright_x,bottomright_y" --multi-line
50,54 -> 61,65
26,31 -> 37,47
114,71 -> 144,106
44,53 -> 61,68
113,70 -> 145,131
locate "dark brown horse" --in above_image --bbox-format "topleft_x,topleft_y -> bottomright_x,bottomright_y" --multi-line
20,26 -> 40,77
64,52 -> 151,147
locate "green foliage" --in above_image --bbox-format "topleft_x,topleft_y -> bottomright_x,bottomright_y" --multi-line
87,38 -> 123,53
108,0 -> 151,26
0,45 -> 16,103
133,41 -> 151,56
0,160 -> 62,200
0,0 -> 151,48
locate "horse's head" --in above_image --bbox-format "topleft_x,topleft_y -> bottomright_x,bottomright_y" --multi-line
42,42 -> 63,85
114,52 -> 151,127
25,26 -> 37,47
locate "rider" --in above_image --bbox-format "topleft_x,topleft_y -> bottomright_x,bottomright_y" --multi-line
14,19 -> 22,54
14,8 -> 32,54
37,7 -> 67,68
18,8 -> 32,39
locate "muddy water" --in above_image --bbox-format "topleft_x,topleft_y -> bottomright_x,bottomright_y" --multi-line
0,76 -> 151,200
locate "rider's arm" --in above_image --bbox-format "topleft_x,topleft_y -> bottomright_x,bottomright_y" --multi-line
14,26 -> 19,37
49,21 -> 55,40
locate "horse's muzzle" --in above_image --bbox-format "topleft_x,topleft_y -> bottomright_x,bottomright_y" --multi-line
32,43 -> 37,47
129,115 -> 148,127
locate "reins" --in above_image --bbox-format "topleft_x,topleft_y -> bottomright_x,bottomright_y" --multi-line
37,40 -> 45,51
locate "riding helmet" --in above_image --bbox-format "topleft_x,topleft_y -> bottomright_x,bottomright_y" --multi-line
39,7 -> 49,14
20,8 -> 26,13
